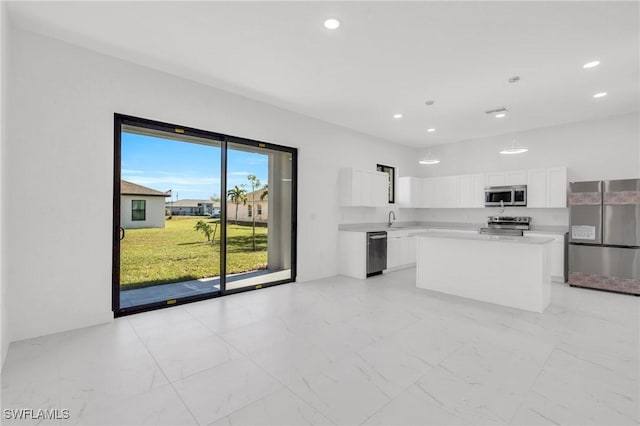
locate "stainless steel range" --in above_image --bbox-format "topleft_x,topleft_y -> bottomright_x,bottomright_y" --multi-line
479,216 -> 531,236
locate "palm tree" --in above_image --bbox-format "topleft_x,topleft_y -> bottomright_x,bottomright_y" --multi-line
247,175 -> 261,251
260,184 -> 268,201
227,185 -> 247,225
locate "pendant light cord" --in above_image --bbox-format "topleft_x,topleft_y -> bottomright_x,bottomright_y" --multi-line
509,76 -> 519,145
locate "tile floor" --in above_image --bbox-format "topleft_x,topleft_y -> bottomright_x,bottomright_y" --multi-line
2,268 -> 638,425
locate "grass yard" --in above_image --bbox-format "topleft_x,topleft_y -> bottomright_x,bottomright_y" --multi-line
120,216 -> 268,289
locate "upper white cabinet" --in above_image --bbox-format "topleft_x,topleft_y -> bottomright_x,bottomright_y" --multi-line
527,167 -> 567,208
435,176 -> 457,208
527,168 -> 546,208
546,167 -> 567,208
486,170 -> 526,187
471,174 -> 486,207
339,168 -> 388,207
485,172 -> 506,187
506,170 -> 527,185
398,177 -> 423,208
399,167 -> 566,209
422,178 -> 437,208
457,174 -> 485,208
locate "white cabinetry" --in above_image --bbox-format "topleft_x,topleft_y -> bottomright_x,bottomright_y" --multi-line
398,177 -> 423,208
339,168 -> 388,207
523,232 -> 566,282
546,167 -> 567,208
485,172 -> 506,187
506,170 -> 527,185
457,174 -> 485,208
527,167 -> 567,208
386,229 -> 419,270
527,168 -> 546,208
399,167 -> 565,209
338,231 -> 367,279
435,176 -> 457,208
486,170 -> 526,187
422,178 -> 437,208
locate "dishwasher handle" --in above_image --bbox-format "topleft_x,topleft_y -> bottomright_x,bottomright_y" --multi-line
368,235 -> 387,240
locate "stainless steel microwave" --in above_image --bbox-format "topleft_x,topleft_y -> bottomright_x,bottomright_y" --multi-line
484,185 -> 527,207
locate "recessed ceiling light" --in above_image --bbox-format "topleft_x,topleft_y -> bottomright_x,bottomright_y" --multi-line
583,61 -> 600,69
495,113 -> 506,118
427,128 -> 436,132
324,18 -> 340,30
393,113 -> 403,119
593,92 -> 608,98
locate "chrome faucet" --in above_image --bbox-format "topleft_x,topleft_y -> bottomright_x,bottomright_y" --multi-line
388,210 -> 396,227
499,200 -> 505,214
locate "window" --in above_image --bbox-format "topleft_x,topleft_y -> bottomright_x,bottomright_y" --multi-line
131,200 -> 146,221
376,164 -> 395,203
247,204 -> 252,217
257,205 -> 263,216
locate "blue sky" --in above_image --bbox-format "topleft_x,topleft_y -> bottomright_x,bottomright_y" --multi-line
121,132 -> 268,201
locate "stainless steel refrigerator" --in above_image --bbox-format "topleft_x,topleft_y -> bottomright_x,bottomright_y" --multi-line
568,179 -> 640,295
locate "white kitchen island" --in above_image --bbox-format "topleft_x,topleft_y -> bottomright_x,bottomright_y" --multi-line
416,231 -> 553,313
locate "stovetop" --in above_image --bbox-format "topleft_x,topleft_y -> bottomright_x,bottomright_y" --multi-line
480,216 -> 531,236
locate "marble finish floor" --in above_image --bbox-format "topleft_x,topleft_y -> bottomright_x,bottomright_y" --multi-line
2,268 -> 638,425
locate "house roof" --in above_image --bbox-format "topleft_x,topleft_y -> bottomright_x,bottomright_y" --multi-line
167,199 -> 220,208
121,180 -> 170,197
244,188 -> 267,201
226,188 -> 268,202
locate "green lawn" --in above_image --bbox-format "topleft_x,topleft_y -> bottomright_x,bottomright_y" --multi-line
120,216 -> 267,290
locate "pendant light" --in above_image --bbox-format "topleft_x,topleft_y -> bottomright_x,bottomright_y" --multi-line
500,76 -> 528,155
419,152 -> 440,165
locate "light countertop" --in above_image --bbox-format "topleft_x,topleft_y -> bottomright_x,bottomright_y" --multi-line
415,231 -> 554,245
338,221 -> 482,233
338,221 -> 567,235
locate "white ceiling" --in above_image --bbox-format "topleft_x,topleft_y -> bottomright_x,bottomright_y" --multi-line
6,1 -> 640,147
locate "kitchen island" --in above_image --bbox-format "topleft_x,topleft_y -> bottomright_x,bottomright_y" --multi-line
416,231 -> 553,313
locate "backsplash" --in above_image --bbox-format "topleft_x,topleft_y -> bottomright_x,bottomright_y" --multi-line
415,207 -> 569,227
338,206 -> 568,227
339,206 -> 419,224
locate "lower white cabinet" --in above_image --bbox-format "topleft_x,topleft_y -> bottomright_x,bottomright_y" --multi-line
339,230 -> 420,278
386,230 -> 420,270
338,231 -> 367,279
523,232 -> 566,282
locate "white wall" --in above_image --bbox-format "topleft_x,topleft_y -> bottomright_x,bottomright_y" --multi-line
419,113 -> 639,181
121,195 -> 166,229
4,27 -> 417,342
413,113 -> 639,226
0,1 -> 9,366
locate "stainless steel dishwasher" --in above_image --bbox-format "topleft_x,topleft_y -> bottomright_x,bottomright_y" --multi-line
367,231 -> 387,277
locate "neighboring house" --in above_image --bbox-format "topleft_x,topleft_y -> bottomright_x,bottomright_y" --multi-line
227,188 -> 268,223
167,199 -> 220,216
121,180 -> 170,229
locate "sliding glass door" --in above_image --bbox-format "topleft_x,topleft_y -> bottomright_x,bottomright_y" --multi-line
113,115 -> 296,315
225,140 -> 294,292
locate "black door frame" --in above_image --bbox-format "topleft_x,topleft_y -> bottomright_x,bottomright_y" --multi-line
113,113 -> 297,316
